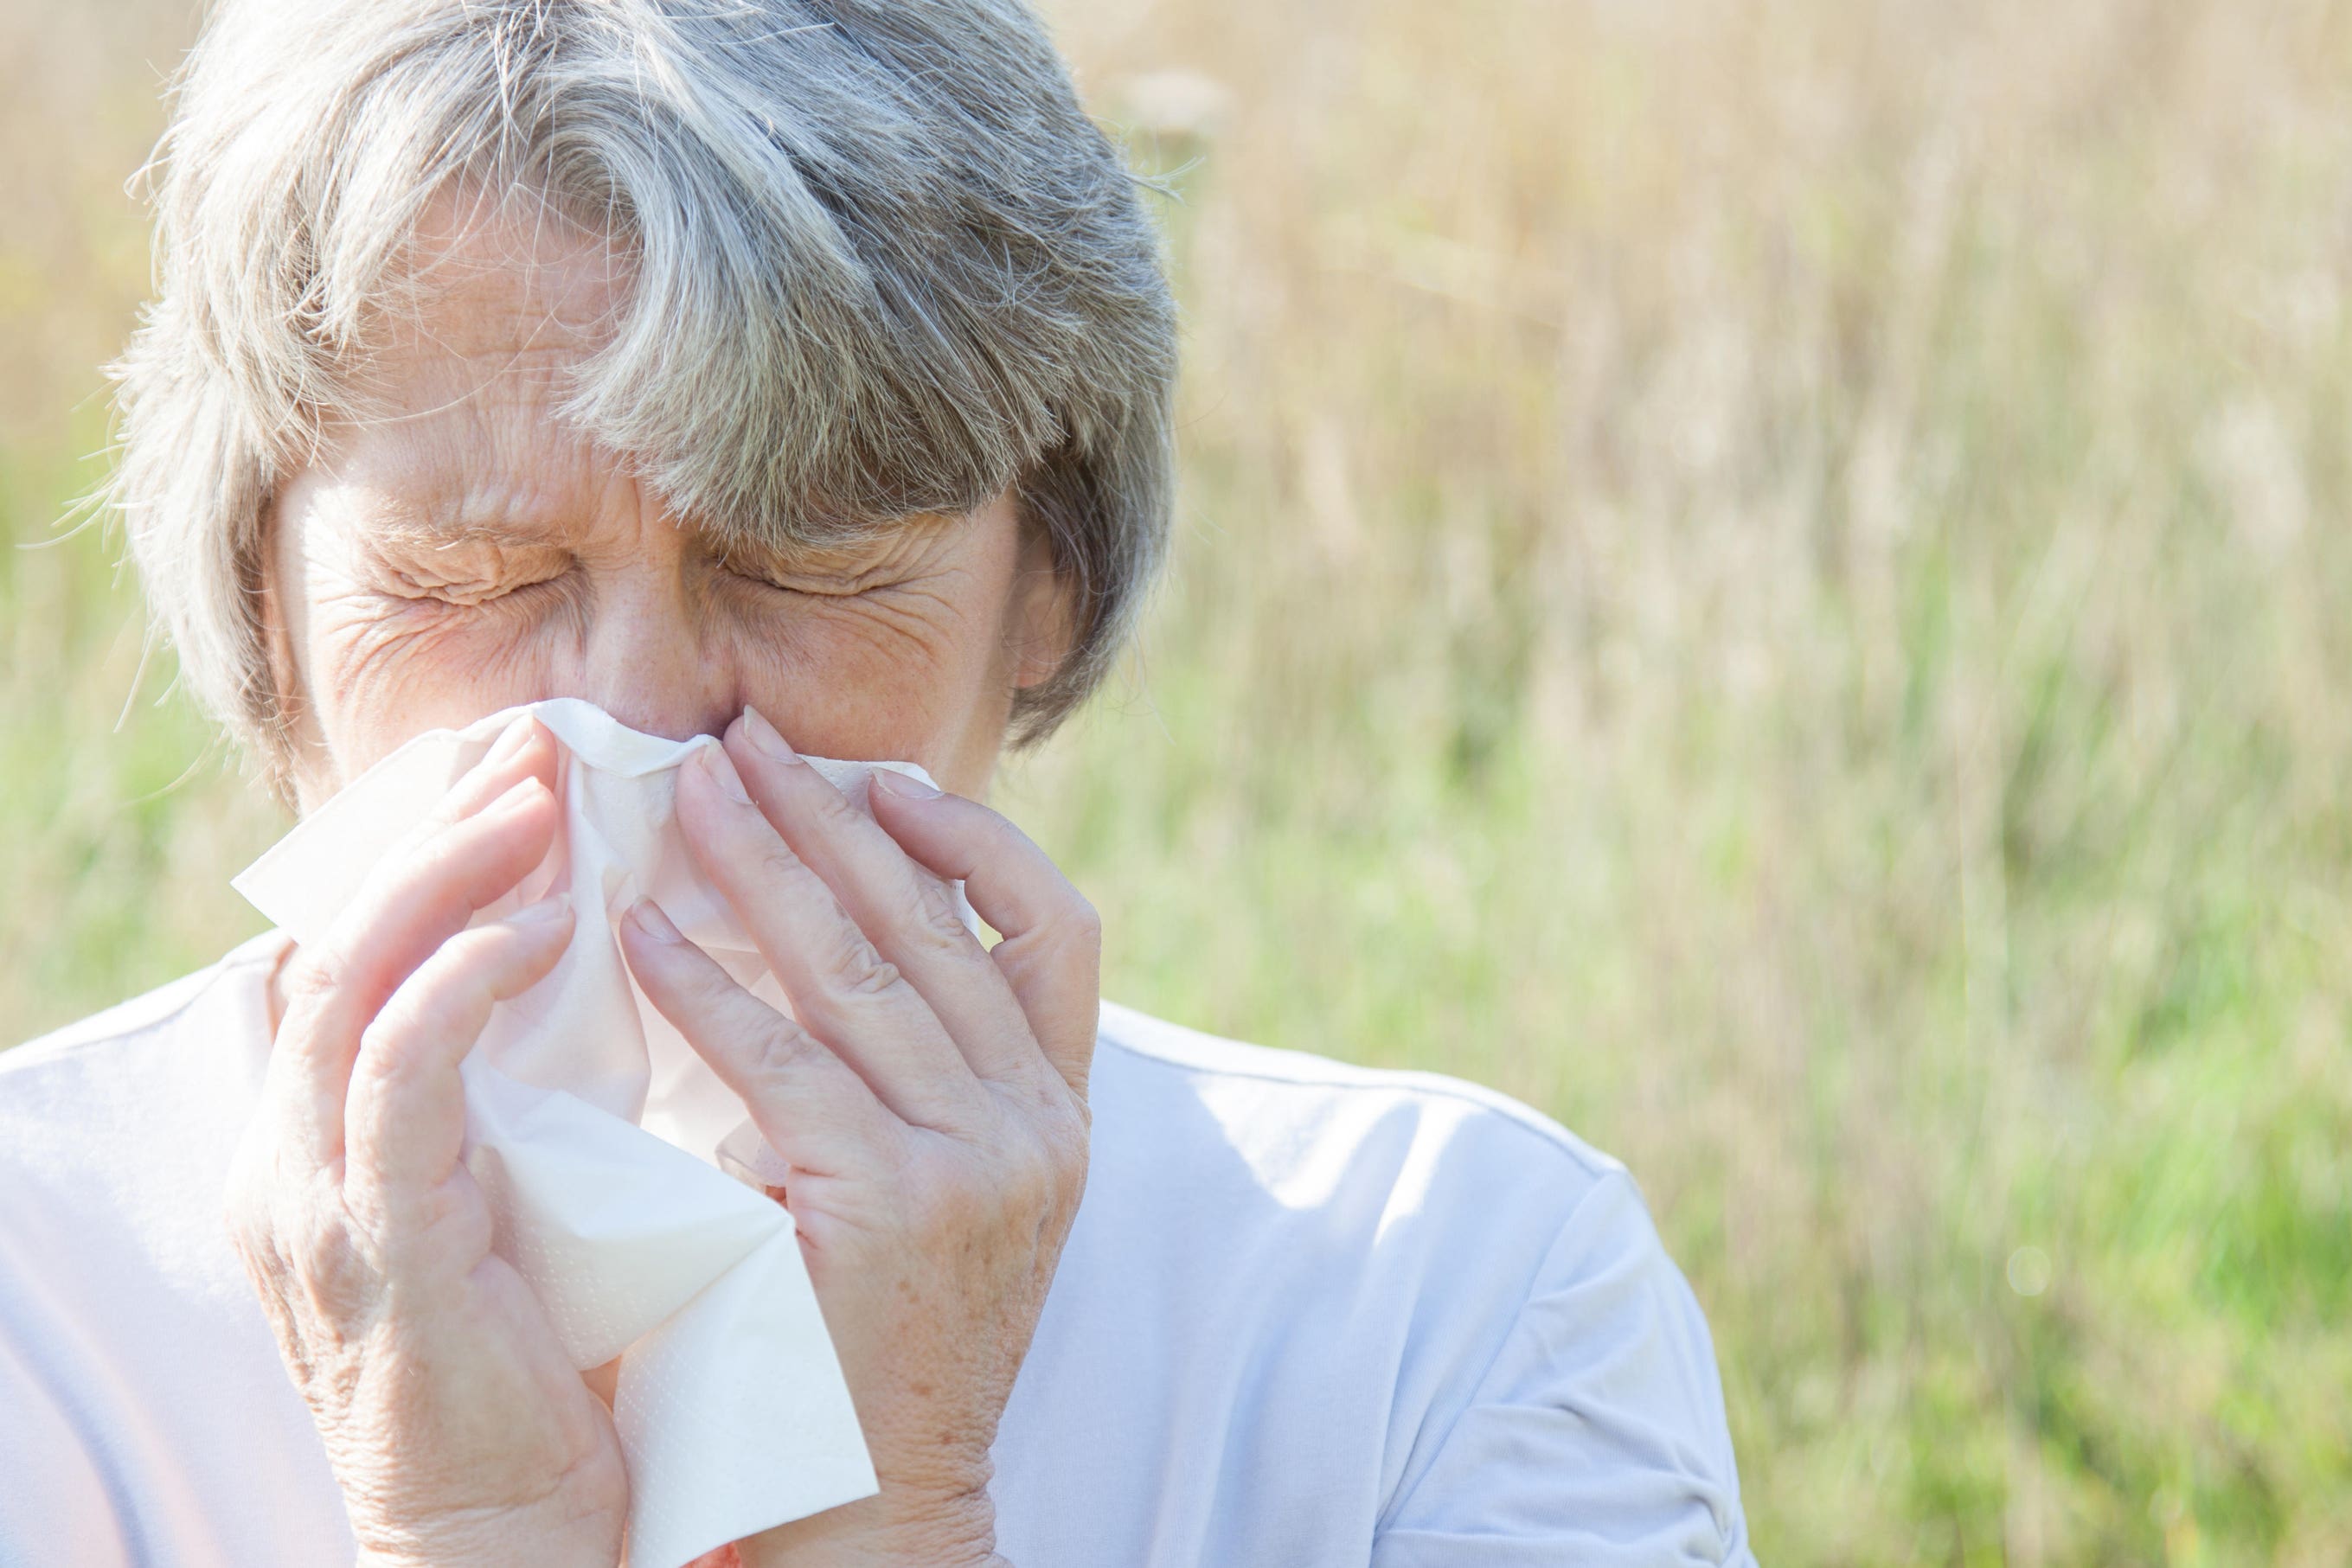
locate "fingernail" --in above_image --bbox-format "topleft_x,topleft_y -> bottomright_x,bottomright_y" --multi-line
699,744 -> 753,805
628,898 -> 683,944
740,707 -> 804,765
510,894 -> 572,925
871,767 -> 941,802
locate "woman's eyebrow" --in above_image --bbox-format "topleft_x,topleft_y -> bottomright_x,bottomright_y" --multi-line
356,478 -> 585,547
707,522 -> 959,581
360,509 -> 571,555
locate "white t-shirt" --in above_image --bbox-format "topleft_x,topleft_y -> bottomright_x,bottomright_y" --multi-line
0,930 -> 1754,1567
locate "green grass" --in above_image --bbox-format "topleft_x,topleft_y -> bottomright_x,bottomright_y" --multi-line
6,0 -> 2352,1561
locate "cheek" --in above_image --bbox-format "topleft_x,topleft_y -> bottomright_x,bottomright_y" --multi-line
301,578 -> 559,759
723,583 -> 998,755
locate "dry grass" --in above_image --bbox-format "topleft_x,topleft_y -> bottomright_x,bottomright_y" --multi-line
5,1 -> 2351,1561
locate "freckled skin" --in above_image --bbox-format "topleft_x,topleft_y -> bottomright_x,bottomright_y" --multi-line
263,195 -> 1073,813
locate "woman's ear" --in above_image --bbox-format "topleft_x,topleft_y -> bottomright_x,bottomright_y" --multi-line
254,500 -> 324,810
257,509 -> 298,720
1005,508 -> 1080,693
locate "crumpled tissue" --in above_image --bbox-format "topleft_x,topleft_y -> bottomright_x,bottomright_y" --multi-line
233,698 -> 965,1568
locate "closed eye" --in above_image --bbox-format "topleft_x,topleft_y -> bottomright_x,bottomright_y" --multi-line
711,544 -> 890,598
397,576 -> 565,608
361,535 -> 576,608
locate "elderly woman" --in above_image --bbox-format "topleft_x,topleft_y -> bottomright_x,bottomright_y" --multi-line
0,2 -> 1753,1565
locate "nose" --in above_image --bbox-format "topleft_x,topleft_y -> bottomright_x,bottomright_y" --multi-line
562,566 -> 740,742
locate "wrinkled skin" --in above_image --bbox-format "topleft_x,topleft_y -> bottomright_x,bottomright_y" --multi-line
224,195 -> 1098,1568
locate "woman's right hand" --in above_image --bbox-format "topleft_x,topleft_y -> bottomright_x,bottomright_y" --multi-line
224,716 -> 627,1568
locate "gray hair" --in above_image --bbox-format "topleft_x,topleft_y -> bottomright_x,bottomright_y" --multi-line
110,0 -> 1176,790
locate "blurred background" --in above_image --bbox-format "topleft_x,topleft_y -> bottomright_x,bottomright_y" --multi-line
6,0 -> 2350,1561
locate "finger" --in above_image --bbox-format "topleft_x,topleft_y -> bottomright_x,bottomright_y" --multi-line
272,773 -> 561,1168
723,709 -> 1036,1085
343,897 -> 577,1224
351,714 -> 559,878
433,714 -> 559,827
279,716 -> 559,1054
672,741 -> 987,1131
866,777 -> 1102,1099
618,897 -> 900,1175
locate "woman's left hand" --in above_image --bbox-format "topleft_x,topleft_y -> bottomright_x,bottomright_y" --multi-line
617,707 -> 1098,1568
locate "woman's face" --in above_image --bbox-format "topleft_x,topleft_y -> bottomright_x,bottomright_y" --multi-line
262,201 -> 1073,813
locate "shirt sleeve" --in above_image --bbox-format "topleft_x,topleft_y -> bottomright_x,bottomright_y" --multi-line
1371,1169 -> 1755,1567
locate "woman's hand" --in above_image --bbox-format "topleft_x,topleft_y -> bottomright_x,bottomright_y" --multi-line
618,707 -> 1099,1568
225,717 -> 628,1568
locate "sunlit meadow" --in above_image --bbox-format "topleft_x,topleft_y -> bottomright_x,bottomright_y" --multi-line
5,1 -> 2350,1562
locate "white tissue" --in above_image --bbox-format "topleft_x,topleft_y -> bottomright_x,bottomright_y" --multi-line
231,699 -> 962,1568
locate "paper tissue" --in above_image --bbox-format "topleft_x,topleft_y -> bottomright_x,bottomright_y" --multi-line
233,698 -> 961,1568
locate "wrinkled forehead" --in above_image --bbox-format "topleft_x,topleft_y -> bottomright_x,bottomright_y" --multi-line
298,185 -> 673,525
307,170 -> 970,552
294,188 -> 955,564
362,185 -> 630,382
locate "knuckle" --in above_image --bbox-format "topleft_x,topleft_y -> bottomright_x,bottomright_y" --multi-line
353,950 -> 477,1081
412,820 -> 475,882
424,800 -> 522,881
906,879 -> 976,955
821,932 -> 901,998
754,838 -> 810,891
381,808 -> 456,868
1055,1142 -> 1092,1210
299,1226 -> 378,1327
1005,1143 -> 1056,1207
985,809 -> 1035,862
282,947 -> 347,1018
1012,1091 -> 1088,1181
1037,1133 -> 1089,1230
349,1019 -> 406,1093
414,796 -> 472,842
1062,893 -> 1104,954
798,771 -> 859,825
1040,1094 -> 1092,1165
354,989 -> 428,1073
429,928 -> 507,998
997,1136 -> 1073,1226
228,1171 -> 335,1301
746,1015 -> 823,1085
224,1121 -> 301,1237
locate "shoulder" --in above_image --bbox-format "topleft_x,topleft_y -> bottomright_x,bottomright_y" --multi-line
1078,1001 -> 1751,1563
1093,999 -> 1625,1159
3,930 -> 286,1079
1083,996 -> 1690,1354
0,927 -> 286,1315
0,931 -> 286,1211
1091,997 -> 1631,1227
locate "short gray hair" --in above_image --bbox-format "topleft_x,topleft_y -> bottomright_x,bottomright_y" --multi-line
111,0 -> 1176,789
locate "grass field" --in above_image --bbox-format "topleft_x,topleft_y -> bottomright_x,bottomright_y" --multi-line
6,1 -> 2352,1562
